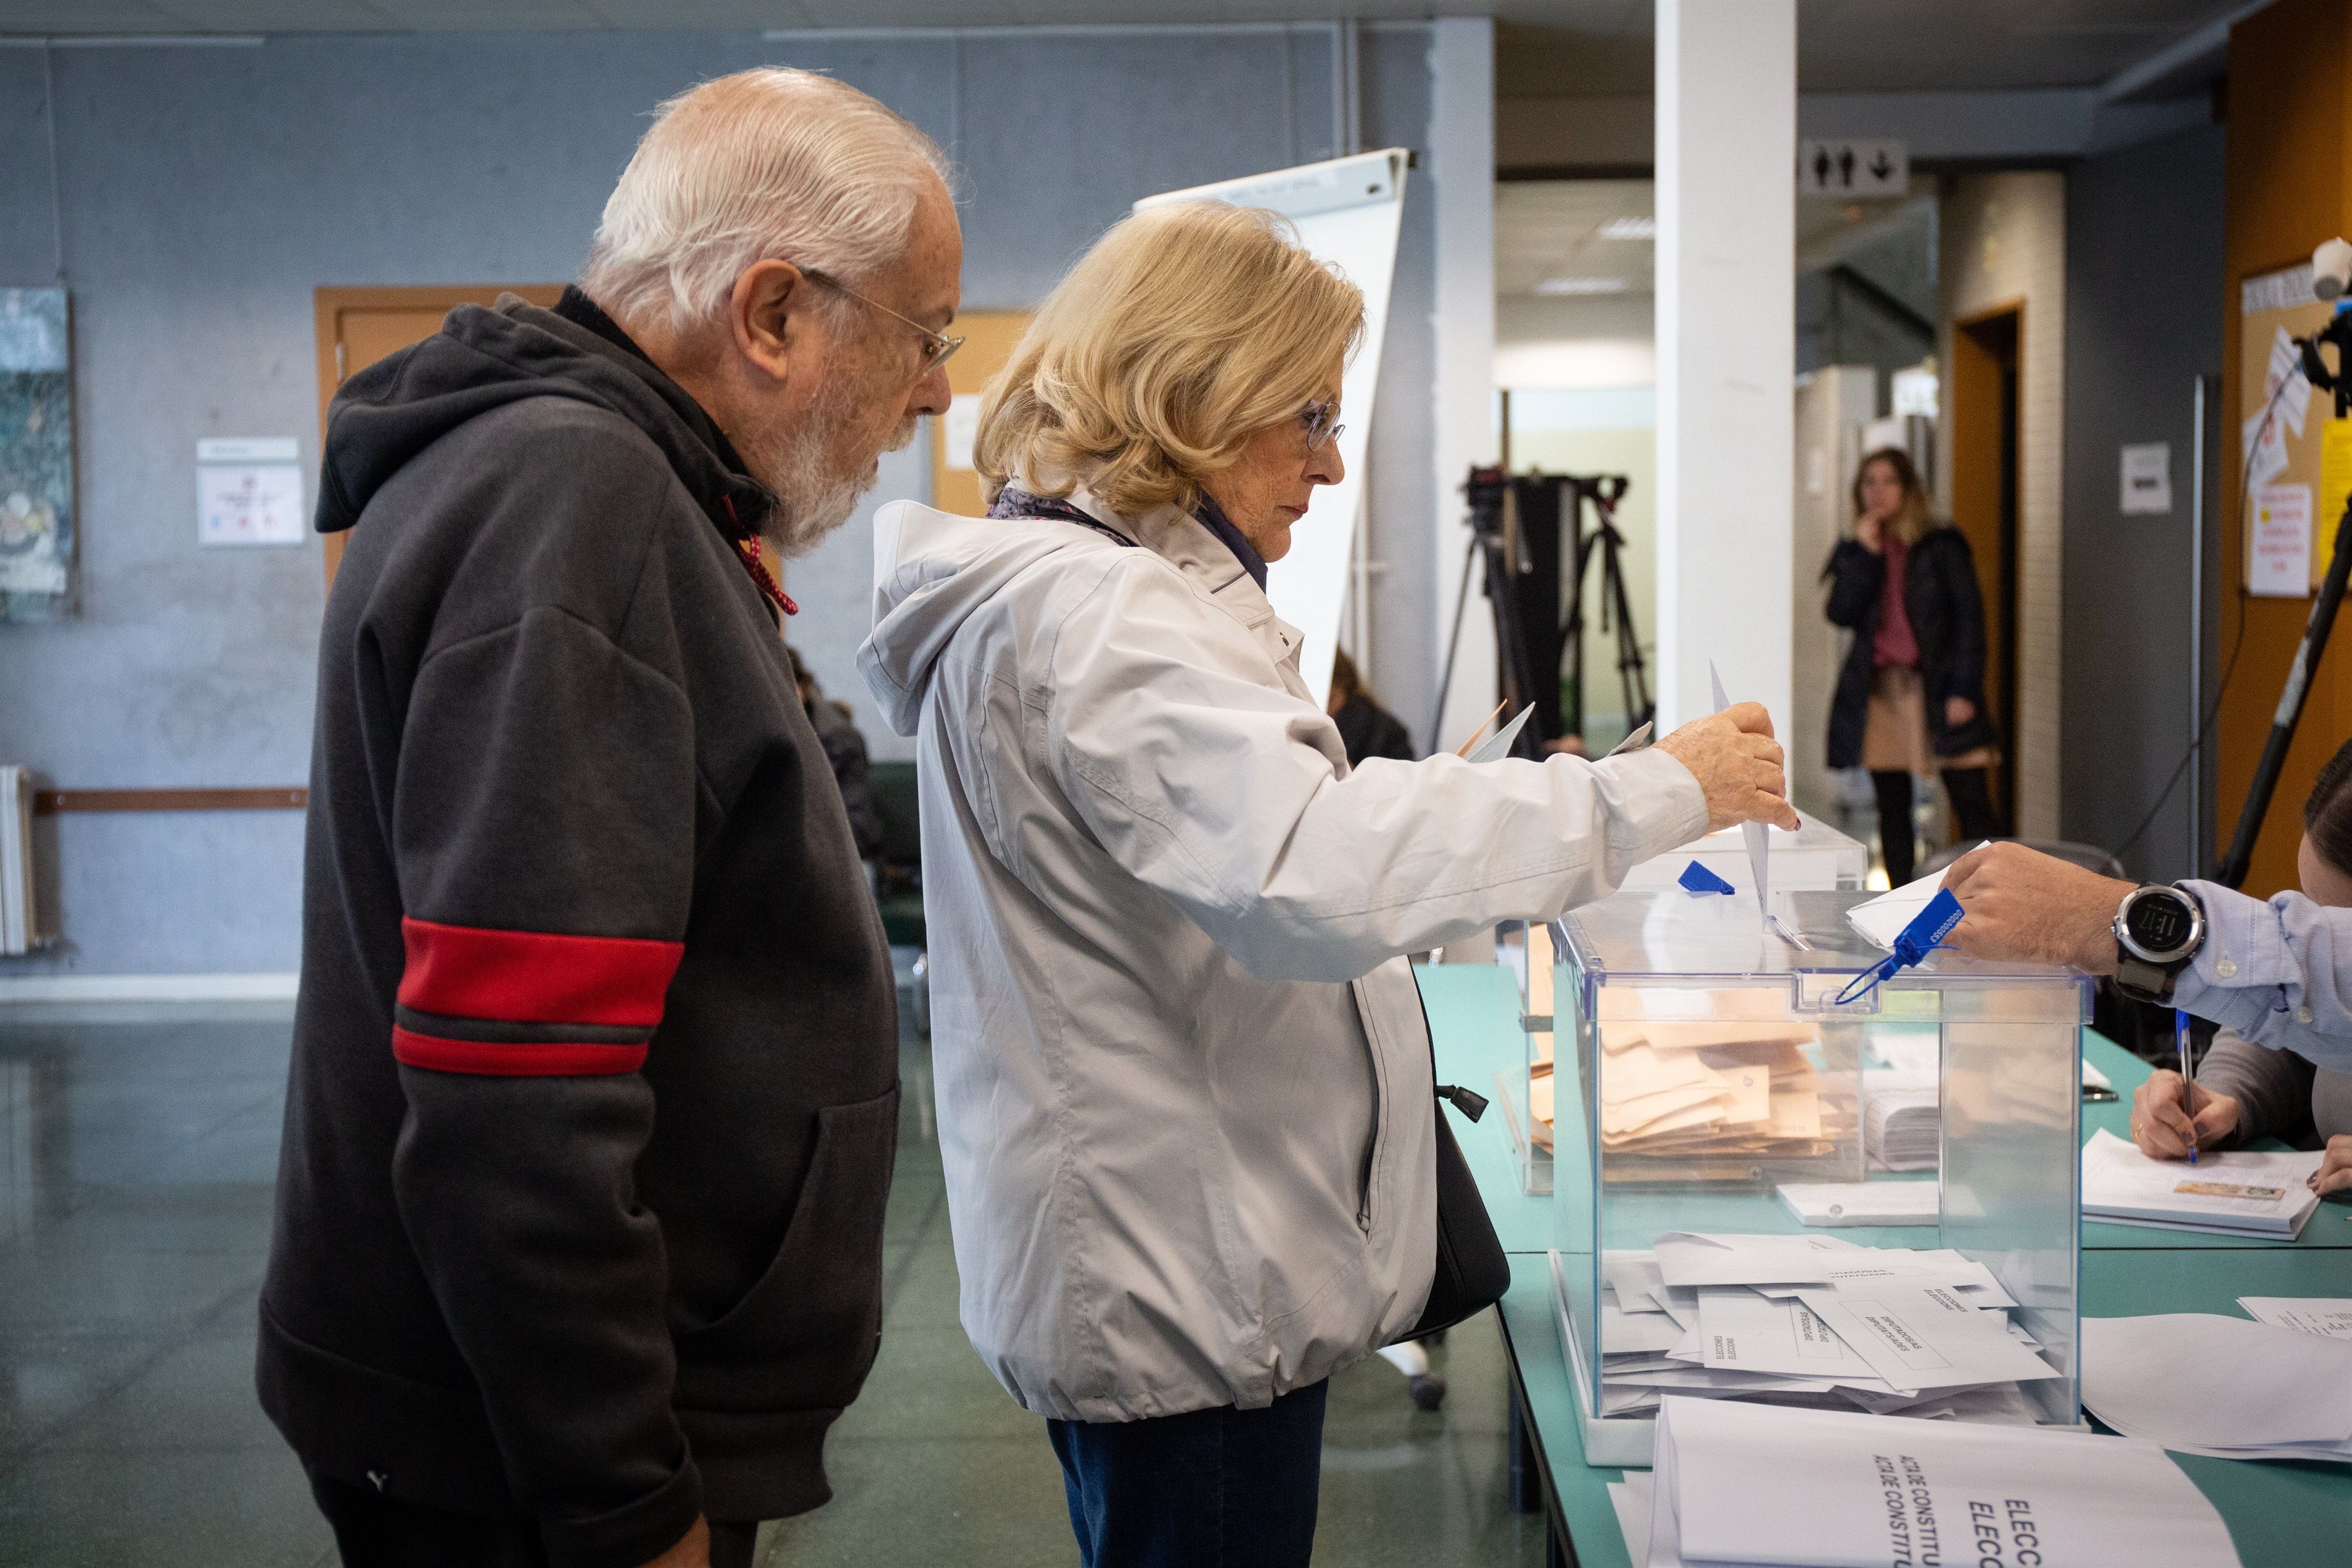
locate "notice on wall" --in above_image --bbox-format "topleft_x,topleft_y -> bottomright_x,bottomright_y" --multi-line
2119,442 -> 2171,515
2250,483 -> 2313,597
941,393 -> 981,472
196,438 -> 304,547
2240,263 -> 2330,592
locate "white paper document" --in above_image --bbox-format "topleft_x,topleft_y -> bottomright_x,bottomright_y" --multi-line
1463,702 -> 1534,764
1846,849 -> 1987,950
1795,1283 -> 2063,1394
1645,1395 -> 2241,1568
1607,1471 -> 1652,1568
2081,1128 -> 2323,1237
1708,660 -> 1768,925
1778,1180 -> 1941,1226
1651,1231 -> 1860,1288
1697,1286 -> 1882,1380
2082,1313 -> 2352,1462
2239,1297 -> 2352,1340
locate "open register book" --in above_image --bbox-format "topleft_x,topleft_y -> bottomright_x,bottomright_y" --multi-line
2081,1128 -> 2324,1238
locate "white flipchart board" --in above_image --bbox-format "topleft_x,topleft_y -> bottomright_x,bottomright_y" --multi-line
1133,149 -> 1409,707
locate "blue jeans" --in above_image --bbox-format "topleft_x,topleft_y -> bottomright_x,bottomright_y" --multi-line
1046,1380 -> 1329,1568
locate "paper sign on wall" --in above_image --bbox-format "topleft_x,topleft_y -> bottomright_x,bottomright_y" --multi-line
2119,443 -> 2171,515
2250,483 -> 2312,597
197,437 -> 304,547
2245,402 -> 2292,490
941,393 -> 981,472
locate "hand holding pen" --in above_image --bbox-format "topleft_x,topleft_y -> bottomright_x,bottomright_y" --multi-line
2177,1010 -> 2198,1166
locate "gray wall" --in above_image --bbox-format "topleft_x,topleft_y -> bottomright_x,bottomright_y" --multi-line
0,25 -> 1448,976
2060,123 -> 2225,880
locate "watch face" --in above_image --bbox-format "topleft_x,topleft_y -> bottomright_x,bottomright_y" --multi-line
2124,892 -> 2196,959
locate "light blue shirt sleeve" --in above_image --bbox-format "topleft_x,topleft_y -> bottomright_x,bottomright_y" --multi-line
2174,879 -> 2352,1074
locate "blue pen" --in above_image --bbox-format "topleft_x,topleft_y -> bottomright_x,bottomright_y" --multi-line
2177,1009 -> 2197,1166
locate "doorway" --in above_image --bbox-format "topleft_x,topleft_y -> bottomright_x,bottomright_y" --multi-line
1949,304 -> 2021,829
312,284 -> 567,589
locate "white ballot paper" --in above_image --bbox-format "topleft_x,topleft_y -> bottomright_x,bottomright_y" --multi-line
2081,1128 -> 2323,1237
1608,1471 -> 1653,1568
2239,1297 -> 2352,1340
2082,1313 -> 2352,1462
1795,1283 -> 2063,1394
1709,661 -> 1768,924
1652,1231 -> 1861,1288
1777,1180 -> 1940,1227
1697,1286 -> 1882,1381
1463,702 -> 1535,764
1846,848 -> 1988,950
1645,1395 -> 2241,1568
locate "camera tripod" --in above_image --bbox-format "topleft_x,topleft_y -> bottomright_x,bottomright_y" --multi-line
1557,475 -> 1654,744
1430,468 -> 1652,757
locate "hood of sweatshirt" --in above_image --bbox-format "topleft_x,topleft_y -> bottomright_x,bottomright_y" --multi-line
313,292 -> 773,540
857,499 -> 1129,739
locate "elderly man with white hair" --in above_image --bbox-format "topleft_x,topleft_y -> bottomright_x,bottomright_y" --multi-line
260,70 -> 957,1568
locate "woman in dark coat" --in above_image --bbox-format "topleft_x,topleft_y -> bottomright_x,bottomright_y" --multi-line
1823,447 -> 2002,885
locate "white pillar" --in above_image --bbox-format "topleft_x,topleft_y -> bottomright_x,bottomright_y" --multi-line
1428,16 -> 1498,750
1655,0 -> 1795,733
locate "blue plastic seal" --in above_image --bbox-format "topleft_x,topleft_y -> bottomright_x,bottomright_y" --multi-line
1834,888 -> 1966,1005
1678,860 -> 1736,896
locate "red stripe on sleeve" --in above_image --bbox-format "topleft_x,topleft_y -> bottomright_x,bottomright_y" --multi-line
392,1025 -> 649,1077
398,917 -> 683,1028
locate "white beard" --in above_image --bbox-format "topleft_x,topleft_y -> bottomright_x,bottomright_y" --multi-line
756,392 -> 919,562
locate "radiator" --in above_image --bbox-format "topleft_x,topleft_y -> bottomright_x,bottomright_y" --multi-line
0,767 -> 48,956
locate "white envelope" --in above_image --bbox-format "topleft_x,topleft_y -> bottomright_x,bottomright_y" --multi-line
1695,1286 -> 1878,1381
1652,1231 -> 1863,1288
1796,1283 -> 2061,1394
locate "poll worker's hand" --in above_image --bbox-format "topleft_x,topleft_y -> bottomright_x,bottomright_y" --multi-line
1945,695 -> 1976,728
2130,1069 -> 2240,1161
1854,513 -> 1884,554
638,1518 -> 713,1568
1655,704 -> 1802,832
2311,1135 -> 2352,1199
1939,842 -> 2131,973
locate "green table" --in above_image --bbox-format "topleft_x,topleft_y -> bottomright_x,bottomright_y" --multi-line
1415,964 -> 2352,1567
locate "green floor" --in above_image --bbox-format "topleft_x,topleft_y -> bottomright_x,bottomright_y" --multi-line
0,985 -> 1545,1567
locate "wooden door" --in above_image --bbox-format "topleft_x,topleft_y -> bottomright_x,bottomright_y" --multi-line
928,311 -> 1035,517
1950,304 -> 2021,828
313,284 -> 567,589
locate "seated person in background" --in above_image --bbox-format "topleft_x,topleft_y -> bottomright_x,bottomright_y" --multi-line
2130,740 -> 2352,1198
1325,648 -> 1416,764
789,646 -> 884,862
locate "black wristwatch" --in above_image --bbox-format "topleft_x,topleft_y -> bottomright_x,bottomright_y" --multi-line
2112,883 -> 2206,1003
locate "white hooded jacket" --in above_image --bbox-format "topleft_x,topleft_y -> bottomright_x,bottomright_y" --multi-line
856,487 -> 1709,1421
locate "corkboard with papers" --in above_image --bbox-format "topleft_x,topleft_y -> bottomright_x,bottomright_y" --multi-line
2238,264 -> 2341,596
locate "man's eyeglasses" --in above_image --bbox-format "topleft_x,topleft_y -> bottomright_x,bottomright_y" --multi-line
1300,400 -> 1345,454
802,267 -> 964,373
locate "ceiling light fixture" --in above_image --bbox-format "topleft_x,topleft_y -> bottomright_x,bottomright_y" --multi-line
1599,216 -> 1657,240
1536,276 -> 1632,295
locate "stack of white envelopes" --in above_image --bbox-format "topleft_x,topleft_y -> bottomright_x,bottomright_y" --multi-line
1594,1232 -> 2061,1422
1615,1395 -> 2241,1568
2082,1313 -> 2352,1462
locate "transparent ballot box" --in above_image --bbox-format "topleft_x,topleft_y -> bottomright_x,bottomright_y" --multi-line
1615,810 -> 1869,898
1549,889 -> 2089,1467
1495,918 -> 1561,1194
1496,817 -> 1864,1194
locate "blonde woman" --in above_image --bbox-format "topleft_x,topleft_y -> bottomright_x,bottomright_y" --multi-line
1824,447 -> 2000,885
856,201 -> 1794,1567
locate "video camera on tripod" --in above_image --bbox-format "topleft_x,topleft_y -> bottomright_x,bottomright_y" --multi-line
1430,467 -> 1655,758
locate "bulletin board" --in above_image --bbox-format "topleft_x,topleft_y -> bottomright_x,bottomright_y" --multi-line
2238,262 -> 2338,594
927,311 -> 1034,518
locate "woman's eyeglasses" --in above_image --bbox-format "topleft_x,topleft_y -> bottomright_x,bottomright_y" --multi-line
1299,400 -> 1345,454
802,267 -> 965,373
